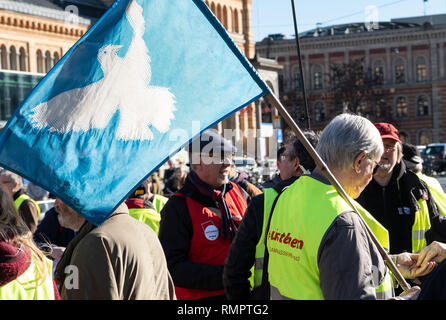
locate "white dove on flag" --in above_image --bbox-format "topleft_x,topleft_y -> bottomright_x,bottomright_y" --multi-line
30,0 -> 176,141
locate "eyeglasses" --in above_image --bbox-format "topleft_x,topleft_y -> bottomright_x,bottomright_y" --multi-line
383,144 -> 396,152
366,155 -> 381,175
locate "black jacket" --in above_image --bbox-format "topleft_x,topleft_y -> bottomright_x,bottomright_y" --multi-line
34,208 -> 76,249
158,176 -> 250,295
357,162 -> 446,254
223,176 -> 298,300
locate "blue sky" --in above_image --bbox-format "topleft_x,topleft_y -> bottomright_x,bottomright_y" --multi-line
251,0 -> 446,41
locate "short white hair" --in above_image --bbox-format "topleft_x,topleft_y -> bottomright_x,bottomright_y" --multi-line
316,113 -> 384,172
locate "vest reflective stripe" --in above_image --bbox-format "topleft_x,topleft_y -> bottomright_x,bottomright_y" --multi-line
418,173 -> 446,217
152,194 -> 168,214
267,176 -> 393,300
0,257 -> 54,300
14,194 -> 41,218
128,208 -> 161,235
250,188 -> 278,289
411,198 -> 431,253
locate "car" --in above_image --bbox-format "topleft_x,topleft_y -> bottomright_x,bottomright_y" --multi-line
423,143 -> 446,175
232,156 -> 257,172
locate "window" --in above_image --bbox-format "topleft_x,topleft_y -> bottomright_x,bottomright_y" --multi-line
372,60 -> 384,84
415,56 -> 427,82
19,47 -> 27,72
0,45 -> 7,70
395,96 -> 408,118
312,65 -> 323,90
375,98 -> 388,118
9,46 -> 17,71
291,66 -> 301,90
394,58 -> 405,84
313,101 -> 326,123
45,51 -> 52,73
36,50 -> 44,73
53,52 -> 60,65
418,130 -> 431,145
417,95 -> 430,116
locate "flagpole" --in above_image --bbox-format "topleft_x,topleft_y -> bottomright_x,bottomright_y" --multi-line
265,92 -> 411,293
290,0 -> 310,130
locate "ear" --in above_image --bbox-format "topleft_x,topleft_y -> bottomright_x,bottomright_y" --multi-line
353,151 -> 367,173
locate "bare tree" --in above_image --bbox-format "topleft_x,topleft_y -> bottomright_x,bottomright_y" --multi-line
328,58 -> 395,123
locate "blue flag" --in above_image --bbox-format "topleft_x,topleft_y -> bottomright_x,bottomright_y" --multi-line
0,0 -> 270,225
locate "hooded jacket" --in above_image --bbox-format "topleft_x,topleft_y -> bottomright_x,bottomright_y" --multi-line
357,161 -> 446,254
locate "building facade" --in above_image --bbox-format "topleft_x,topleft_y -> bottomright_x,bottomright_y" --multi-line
256,16 -> 446,145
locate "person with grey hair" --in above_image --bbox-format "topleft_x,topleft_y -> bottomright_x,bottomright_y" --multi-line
0,170 -> 40,233
265,113 -> 428,300
357,124 -> 446,258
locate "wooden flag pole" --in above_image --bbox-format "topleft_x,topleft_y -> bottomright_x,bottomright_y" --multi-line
265,92 -> 411,293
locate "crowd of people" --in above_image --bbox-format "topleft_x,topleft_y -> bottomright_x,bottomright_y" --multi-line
2,115 -> 446,300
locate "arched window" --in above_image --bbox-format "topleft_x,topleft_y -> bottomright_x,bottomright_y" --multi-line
45,50 -> 52,73
416,95 -> 430,117
375,98 -> 388,119
418,130 -> 431,145
19,47 -> 27,72
312,64 -> 323,90
233,9 -> 239,33
415,56 -> 427,82
313,101 -> 326,123
222,6 -> 228,29
394,58 -> 405,84
395,96 -> 408,118
372,59 -> 384,84
291,65 -> 301,90
53,51 -> 60,65
9,46 -> 17,70
36,49 -> 44,73
0,45 -> 8,70
216,4 -> 221,21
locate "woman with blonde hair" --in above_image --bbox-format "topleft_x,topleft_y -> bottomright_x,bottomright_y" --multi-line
0,187 -> 59,299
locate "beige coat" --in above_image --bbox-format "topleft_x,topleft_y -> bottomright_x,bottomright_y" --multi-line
61,203 -> 175,300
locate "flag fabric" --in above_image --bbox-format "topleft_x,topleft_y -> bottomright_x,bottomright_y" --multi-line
0,0 -> 270,225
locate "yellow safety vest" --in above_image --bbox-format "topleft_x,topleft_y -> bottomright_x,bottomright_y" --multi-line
249,188 -> 278,290
128,208 -> 161,235
14,194 -> 41,218
417,172 -> 446,217
152,194 -> 168,214
267,176 -> 393,300
412,197 -> 431,253
0,257 -> 54,300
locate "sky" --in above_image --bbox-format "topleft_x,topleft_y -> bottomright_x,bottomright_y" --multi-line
251,0 -> 446,41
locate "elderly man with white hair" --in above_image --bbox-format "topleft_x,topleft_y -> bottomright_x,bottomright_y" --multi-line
0,170 -> 40,233
265,113 -> 432,300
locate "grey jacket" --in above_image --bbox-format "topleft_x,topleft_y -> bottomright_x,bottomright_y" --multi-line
61,203 -> 176,300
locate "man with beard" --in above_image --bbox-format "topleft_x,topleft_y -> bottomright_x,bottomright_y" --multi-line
357,123 -> 446,255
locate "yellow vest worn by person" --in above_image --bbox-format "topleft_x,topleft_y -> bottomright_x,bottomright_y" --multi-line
129,208 -> 161,235
0,257 -> 54,300
152,194 -> 168,214
14,194 -> 41,218
417,172 -> 446,218
250,187 -> 278,289
267,176 -> 393,300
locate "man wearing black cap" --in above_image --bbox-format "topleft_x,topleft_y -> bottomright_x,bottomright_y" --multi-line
158,129 -> 250,300
357,123 -> 445,256
125,177 -> 168,235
